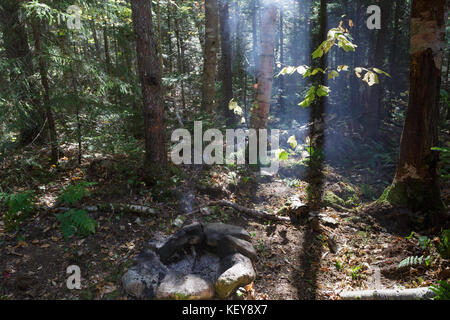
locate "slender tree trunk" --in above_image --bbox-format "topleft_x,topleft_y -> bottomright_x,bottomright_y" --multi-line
0,0 -> 42,143
156,0 -> 163,70
250,3 -> 277,130
306,0 -> 327,210
350,0 -> 362,130
173,4 -> 186,110
130,0 -> 166,173
251,0 -> 258,76
31,21 -> 58,164
90,21 -> 101,61
365,0 -> 391,140
278,9 -> 285,114
389,0 -> 403,98
201,0 -> 219,113
103,24 -> 111,70
219,0 -> 234,122
383,0 -> 446,213
167,5 -> 173,74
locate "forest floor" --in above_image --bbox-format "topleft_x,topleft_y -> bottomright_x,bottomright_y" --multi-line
0,144 -> 449,300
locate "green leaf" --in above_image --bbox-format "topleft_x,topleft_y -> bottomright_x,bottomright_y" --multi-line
287,135 -> 298,149
296,65 -> 308,75
372,68 -> 391,77
337,65 -> 349,72
312,47 -> 324,60
276,149 -> 288,161
299,86 -> 316,108
362,71 -> 379,86
328,70 -> 339,80
228,99 -> 243,116
316,85 -> 330,97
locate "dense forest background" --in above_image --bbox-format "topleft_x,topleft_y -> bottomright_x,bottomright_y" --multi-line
0,0 -> 449,300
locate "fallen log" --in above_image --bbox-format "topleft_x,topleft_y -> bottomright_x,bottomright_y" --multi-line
339,287 -> 435,300
46,203 -> 158,215
210,200 -> 291,222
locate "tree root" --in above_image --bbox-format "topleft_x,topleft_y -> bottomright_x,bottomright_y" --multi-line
208,200 -> 291,222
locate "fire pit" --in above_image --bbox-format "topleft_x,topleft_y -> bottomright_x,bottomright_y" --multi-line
122,223 -> 257,299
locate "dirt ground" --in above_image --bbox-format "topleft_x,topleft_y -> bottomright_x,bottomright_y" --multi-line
0,149 -> 449,300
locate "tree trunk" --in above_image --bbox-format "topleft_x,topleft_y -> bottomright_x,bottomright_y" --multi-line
130,0 -> 166,173
350,0 -> 362,130
251,0 -> 258,76
173,3 -> 186,110
90,21 -> 101,61
156,0 -> 163,70
219,0 -> 234,122
0,0 -> 43,144
278,9 -> 285,114
250,3 -> 277,130
201,0 -> 219,113
365,0 -> 391,140
103,24 -> 111,71
383,0 -> 446,212
31,21 -> 58,164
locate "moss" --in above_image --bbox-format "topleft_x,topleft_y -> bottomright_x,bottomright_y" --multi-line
323,191 -> 346,207
377,179 -> 444,212
377,185 -> 393,205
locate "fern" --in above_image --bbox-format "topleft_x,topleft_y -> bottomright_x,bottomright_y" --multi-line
431,281 -> 450,300
56,209 -> 97,239
397,255 -> 431,269
58,181 -> 96,205
2,192 -> 34,231
438,229 -> 450,259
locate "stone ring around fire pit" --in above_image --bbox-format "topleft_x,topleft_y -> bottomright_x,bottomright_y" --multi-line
121,222 -> 257,299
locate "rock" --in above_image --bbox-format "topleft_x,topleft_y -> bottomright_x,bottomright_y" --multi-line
172,215 -> 185,228
156,273 -> 214,300
221,235 -> 257,261
122,269 -> 148,298
122,250 -> 169,299
147,233 -> 167,251
204,223 -> 251,247
235,287 -> 247,300
158,223 -> 204,262
200,207 -> 213,216
215,253 -> 256,299
319,214 -> 339,227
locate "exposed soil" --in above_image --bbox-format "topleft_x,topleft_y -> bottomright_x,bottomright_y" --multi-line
0,147 -> 449,300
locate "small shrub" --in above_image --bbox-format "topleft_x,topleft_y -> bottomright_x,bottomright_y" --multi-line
56,209 -> 97,239
431,281 -> 450,300
438,229 -> 450,259
58,181 -> 96,205
350,265 -> 362,280
397,255 -> 431,269
2,191 -> 34,231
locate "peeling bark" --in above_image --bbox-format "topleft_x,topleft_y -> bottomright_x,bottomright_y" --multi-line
385,0 -> 446,212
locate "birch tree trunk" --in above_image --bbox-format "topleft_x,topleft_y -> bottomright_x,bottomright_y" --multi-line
250,3 -> 277,130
